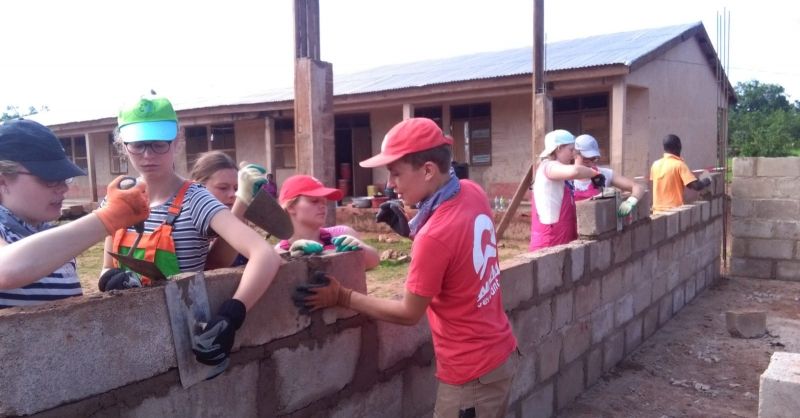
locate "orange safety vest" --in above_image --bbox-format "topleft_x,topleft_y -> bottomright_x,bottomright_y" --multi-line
112,181 -> 192,285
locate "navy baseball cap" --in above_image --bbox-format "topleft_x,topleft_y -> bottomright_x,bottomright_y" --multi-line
0,119 -> 87,181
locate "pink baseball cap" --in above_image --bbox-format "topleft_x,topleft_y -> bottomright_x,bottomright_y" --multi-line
279,175 -> 343,205
359,118 -> 453,168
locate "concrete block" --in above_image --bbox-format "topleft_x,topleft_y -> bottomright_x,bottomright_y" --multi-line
635,191 -> 652,220
510,351 -> 537,405
376,317 -> 430,370
712,173 -> 725,196
699,200 -> 711,222
772,221 -> 800,240
612,230 -> 632,265
731,198 -> 754,218
574,280 -> 600,319
776,177 -> 800,199
534,248 -> 566,295
678,257 -> 695,284
690,204 -> 702,226
672,286 -> 685,314
591,303 -> 614,344
538,333 -> 562,382
556,360 -> 585,410
553,290 -> 574,331
586,347 -> 603,387
500,256 -> 535,311
731,237 -> 748,257
778,261 -> 800,281
521,383 -> 553,418
603,330 -> 625,371
562,320 -> 591,364
513,301 -> 553,352
758,352 -> 800,418
0,289 -> 176,416
577,198 -> 617,237
730,257 -> 773,279
732,157 -> 755,177
402,364 -> 437,418
731,177 -> 775,199
231,260 -> 312,348
685,279 -> 696,303
632,281 -> 652,316
658,295 -> 673,325
641,250 -> 658,281
625,317 -> 643,354
731,219 -> 775,239
568,241 -> 588,282
127,363 -> 259,418
615,293 -> 634,326
643,305 -> 659,338
330,375 -> 402,418
711,197 -> 722,217
651,271 -> 668,301
601,268 -> 624,304
588,239 -> 612,273
726,310 -> 766,338
623,258 -> 643,290
665,263 -> 682,291
756,156 -> 800,177
273,328 -> 361,414
755,199 -> 800,221
650,214 -> 667,245
632,223 -> 651,253
305,253 -> 369,325
666,210 -> 680,238
679,206 -> 693,231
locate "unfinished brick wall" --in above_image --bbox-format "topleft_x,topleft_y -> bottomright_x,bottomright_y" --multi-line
0,175 -> 724,418
730,157 -> 800,280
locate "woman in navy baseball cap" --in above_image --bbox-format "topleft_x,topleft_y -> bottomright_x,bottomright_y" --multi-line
0,119 -> 149,308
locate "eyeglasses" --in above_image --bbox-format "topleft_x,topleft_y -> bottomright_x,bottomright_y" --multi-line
15,172 -> 74,188
583,156 -> 601,163
124,141 -> 172,155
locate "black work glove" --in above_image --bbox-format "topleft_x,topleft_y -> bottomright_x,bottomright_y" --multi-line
98,268 -> 142,291
192,299 -> 247,368
700,177 -> 712,188
376,201 -> 410,238
291,271 -> 330,315
590,173 -> 606,189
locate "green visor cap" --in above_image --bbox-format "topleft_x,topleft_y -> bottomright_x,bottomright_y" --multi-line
118,96 -> 178,142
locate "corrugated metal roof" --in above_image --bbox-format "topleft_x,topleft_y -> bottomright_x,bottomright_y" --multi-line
36,22 -> 704,128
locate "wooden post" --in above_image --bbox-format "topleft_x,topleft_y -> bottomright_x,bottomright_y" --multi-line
294,0 -> 335,225
402,103 -> 415,120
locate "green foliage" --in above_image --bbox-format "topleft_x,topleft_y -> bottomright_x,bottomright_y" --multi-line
728,80 -> 799,157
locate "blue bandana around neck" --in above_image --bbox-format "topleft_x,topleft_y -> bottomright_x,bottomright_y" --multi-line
408,168 -> 461,239
0,204 -> 51,239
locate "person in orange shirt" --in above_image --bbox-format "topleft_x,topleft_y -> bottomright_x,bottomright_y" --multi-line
650,134 -> 711,211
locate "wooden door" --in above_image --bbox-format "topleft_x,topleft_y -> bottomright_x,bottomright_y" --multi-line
351,127 -> 373,196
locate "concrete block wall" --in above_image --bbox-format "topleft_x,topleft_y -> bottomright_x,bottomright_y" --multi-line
0,174 -> 724,418
730,157 -> 800,280
503,173 -> 724,417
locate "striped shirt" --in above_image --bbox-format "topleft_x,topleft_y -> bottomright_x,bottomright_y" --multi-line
115,183 -> 227,273
0,205 -> 82,309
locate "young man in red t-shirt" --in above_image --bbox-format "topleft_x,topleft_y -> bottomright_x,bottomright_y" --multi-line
294,118 -> 518,417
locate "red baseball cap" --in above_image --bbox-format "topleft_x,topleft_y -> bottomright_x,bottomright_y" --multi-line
279,174 -> 343,205
359,118 -> 453,168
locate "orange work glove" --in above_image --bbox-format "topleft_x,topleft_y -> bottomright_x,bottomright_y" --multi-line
292,273 -> 353,313
94,176 -> 150,235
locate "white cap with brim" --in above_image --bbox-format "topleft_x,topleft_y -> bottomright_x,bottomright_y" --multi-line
575,134 -> 601,158
119,121 -> 178,142
539,129 -> 575,158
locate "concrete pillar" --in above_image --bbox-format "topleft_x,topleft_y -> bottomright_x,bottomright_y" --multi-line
264,116 -> 276,173
402,103 -> 415,120
610,81 -> 627,174
294,58 -> 336,225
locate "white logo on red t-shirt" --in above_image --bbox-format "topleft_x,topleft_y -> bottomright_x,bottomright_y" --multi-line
473,214 -> 501,307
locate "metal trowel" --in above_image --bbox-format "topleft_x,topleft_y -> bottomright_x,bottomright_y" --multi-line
164,272 -> 221,388
243,189 -> 294,239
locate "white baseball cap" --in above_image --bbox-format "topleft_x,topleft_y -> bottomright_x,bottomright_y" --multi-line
539,129 -> 575,158
575,134 -> 601,158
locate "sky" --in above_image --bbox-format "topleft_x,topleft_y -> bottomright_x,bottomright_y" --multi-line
2,0 -> 798,119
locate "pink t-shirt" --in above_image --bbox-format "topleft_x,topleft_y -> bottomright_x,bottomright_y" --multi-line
406,180 -> 517,385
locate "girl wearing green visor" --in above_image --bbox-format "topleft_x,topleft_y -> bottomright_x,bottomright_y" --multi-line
100,94 -> 282,369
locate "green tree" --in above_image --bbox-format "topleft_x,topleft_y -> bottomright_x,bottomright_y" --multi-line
728,80 -> 799,157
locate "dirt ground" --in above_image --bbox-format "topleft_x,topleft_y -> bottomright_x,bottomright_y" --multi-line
561,275 -> 800,418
